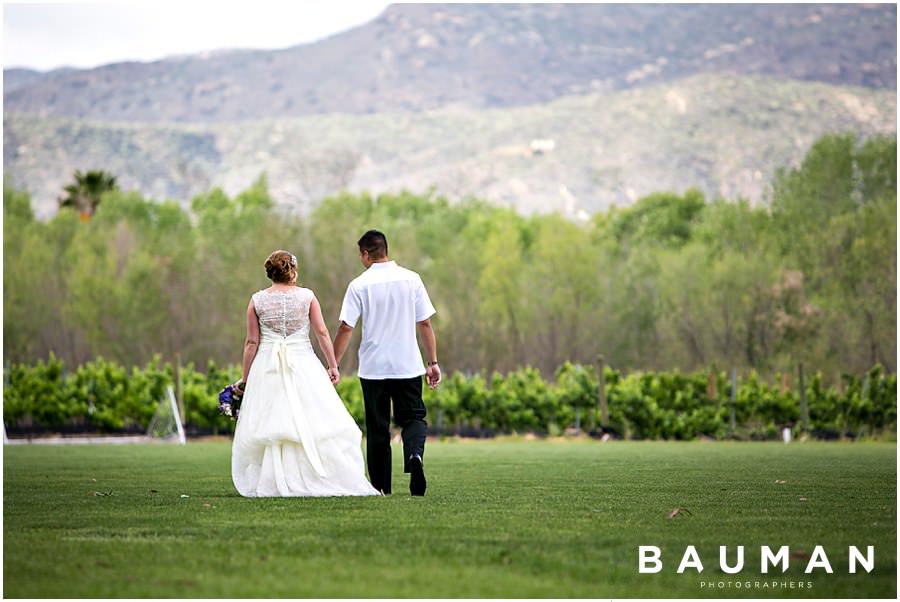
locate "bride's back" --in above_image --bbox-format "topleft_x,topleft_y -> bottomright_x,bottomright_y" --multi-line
252,287 -> 314,338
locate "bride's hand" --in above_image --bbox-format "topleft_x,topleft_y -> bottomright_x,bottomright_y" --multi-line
327,367 -> 340,385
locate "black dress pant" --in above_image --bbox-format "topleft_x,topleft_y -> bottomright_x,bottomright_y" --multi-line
359,376 -> 428,494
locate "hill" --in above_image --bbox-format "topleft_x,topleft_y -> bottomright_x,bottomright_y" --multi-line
3,3 -> 895,123
5,74 -> 895,218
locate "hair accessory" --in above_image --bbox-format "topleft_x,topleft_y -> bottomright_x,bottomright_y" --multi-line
290,254 -> 297,267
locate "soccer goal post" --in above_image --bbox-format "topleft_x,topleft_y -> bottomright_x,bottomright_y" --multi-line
146,385 -> 187,445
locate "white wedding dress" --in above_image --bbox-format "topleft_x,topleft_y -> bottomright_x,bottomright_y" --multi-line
231,287 -> 380,497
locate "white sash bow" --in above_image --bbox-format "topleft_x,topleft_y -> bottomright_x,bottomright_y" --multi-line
263,334 -> 327,478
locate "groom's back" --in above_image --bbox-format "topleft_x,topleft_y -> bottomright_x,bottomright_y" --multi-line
339,261 -> 435,379
352,262 -> 421,333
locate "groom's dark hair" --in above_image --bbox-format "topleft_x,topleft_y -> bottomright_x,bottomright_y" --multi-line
358,230 -> 388,259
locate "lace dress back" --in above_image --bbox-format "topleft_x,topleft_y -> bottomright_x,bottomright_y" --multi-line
252,288 -> 314,339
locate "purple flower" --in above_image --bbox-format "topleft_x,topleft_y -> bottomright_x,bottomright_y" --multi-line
217,384 -> 244,419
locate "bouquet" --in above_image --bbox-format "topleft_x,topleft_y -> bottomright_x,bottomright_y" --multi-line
218,382 -> 245,419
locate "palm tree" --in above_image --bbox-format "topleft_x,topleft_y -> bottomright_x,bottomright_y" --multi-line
58,169 -> 118,220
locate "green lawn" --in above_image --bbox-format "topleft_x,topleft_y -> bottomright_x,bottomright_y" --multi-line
2,439 -> 896,598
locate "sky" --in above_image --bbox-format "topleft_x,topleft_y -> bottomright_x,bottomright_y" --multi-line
2,0 -> 392,71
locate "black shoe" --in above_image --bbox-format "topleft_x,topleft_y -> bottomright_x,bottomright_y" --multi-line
409,454 -> 426,496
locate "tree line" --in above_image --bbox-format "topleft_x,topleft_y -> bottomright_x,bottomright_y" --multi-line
3,133 -> 896,382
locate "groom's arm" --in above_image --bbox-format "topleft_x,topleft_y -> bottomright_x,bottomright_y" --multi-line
418,318 -> 441,389
335,284 -> 360,366
333,322 -> 354,366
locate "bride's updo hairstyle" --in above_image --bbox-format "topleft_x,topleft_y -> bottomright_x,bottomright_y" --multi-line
265,250 -> 298,284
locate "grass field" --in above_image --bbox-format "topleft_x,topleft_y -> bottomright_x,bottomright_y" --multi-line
2,439 -> 896,598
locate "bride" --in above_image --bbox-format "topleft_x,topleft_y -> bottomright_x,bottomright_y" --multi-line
231,250 -> 380,497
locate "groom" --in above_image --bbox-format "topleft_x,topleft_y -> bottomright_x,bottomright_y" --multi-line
333,230 -> 441,496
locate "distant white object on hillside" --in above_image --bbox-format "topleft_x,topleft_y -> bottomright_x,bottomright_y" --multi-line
530,139 -> 556,155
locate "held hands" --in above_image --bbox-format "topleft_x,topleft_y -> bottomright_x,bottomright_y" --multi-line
327,366 -> 340,385
426,363 -> 442,389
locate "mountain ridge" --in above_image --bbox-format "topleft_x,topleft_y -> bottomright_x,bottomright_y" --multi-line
4,3 -> 895,123
5,73 -> 895,219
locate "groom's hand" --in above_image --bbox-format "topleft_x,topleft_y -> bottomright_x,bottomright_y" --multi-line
426,363 -> 441,389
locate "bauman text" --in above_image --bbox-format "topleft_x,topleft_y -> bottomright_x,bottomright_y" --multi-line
638,546 -> 874,574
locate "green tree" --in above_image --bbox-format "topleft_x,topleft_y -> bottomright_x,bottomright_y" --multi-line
523,214 -> 601,371
771,133 -> 897,373
605,188 -> 706,254
477,211 -> 527,373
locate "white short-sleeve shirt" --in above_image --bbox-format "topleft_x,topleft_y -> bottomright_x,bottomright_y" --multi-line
338,261 -> 436,379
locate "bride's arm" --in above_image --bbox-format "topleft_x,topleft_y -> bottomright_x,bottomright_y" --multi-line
240,299 -> 261,384
309,296 -> 340,383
